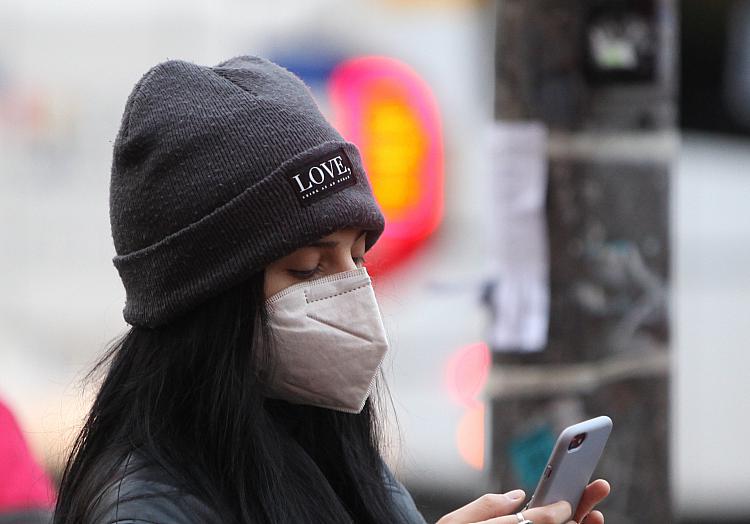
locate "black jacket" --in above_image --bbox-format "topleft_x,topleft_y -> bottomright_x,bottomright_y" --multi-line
89,453 -> 427,524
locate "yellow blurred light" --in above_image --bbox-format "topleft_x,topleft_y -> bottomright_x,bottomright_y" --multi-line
362,82 -> 428,220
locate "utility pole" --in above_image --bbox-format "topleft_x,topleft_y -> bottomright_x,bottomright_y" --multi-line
486,1 -> 676,522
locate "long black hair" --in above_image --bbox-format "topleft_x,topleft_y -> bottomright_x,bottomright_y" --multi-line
54,270 -> 402,523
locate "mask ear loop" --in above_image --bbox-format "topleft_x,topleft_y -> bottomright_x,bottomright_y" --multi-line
253,303 -> 278,396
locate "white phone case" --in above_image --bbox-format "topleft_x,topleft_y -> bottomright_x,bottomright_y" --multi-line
526,415 -> 612,511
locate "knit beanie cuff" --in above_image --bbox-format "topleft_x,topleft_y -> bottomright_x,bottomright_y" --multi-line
113,140 -> 384,327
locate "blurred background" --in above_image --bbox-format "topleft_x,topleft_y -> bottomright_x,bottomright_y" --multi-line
0,0 -> 748,522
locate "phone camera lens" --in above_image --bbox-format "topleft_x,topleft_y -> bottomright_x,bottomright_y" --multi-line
568,432 -> 587,450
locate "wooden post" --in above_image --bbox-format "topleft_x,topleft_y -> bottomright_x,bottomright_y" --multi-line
487,1 -> 676,522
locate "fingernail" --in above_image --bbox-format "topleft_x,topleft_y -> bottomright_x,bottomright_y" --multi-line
505,489 -> 524,500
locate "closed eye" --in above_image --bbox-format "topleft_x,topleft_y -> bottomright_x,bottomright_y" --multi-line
288,255 -> 366,280
288,265 -> 322,279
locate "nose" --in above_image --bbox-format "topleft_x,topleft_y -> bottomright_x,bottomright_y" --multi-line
331,250 -> 358,274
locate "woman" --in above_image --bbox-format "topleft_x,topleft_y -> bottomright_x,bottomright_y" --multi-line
54,55 -> 609,524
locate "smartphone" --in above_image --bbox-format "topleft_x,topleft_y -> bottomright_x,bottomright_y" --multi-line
524,415 -> 612,512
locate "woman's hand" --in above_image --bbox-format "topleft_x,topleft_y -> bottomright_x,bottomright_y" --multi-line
569,479 -> 610,524
436,479 -> 610,524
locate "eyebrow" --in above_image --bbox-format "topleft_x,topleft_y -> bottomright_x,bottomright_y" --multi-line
308,230 -> 366,249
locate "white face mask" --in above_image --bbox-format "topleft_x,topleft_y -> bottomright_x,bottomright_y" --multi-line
264,267 -> 389,414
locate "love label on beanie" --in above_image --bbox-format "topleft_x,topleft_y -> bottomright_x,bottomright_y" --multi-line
287,148 -> 358,206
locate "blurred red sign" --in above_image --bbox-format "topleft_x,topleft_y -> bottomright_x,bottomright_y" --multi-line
328,55 -> 444,275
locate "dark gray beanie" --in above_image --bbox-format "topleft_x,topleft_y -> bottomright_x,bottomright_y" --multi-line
110,55 -> 385,328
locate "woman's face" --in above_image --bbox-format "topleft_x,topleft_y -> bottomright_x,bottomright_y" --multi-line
263,227 -> 368,299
